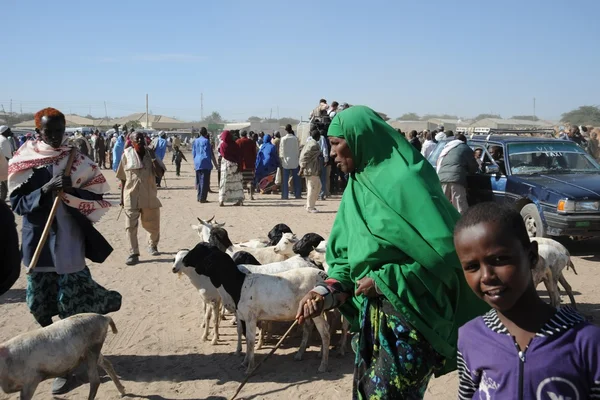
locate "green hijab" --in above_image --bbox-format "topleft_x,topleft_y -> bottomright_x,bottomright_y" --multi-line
326,106 -> 488,375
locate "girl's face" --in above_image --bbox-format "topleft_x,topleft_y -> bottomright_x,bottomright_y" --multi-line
454,221 -> 538,312
329,137 -> 354,173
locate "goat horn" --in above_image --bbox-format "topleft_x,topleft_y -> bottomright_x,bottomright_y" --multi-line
197,217 -> 209,226
207,215 -> 215,223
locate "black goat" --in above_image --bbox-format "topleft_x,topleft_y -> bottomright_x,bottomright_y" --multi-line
208,227 -> 234,253
232,251 -> 261,266
267,224 -> 293,246
293,233 -> 325,257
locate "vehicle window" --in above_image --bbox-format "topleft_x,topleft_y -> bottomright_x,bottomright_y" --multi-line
508,141 -> 600,175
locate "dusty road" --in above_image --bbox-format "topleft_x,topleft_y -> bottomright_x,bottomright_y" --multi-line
1,157 -> 598,400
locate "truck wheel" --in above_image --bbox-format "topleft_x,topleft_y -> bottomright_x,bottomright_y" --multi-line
520,204 -> 546,238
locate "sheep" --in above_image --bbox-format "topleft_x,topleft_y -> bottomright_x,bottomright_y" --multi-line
292,233 -> 326,257
191,216 -> 225,242
172,250 -> 223,344
0,313 -> 125,400
531,237 -> 578,308
182,243 -> 330,374
288,237 -> 348,355
267,223 -> 293,246
209,227 -> 298,264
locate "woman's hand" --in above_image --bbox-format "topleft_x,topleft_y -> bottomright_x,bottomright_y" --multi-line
296,291 -> 324,325
355,277 -> 377,298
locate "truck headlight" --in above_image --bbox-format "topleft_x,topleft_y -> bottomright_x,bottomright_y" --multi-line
575,201 -> 600,212
557,199 -> 599,213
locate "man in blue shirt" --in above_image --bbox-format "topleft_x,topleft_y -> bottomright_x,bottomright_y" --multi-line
192,127 -> 218,203
152,132 -> 168,187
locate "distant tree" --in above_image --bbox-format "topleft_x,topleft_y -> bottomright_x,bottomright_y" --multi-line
510,115 -> 539,121
278,117 -> 300,126
127,120 -> 143,129
397,112 -> 420,121
204,111 -> 224,124
561,106 -> 600,126
421,114 -> 458,120
84,114 -> 95,120
473,113 -> 501,121
265,118 -> 278,123
247,116 -> 262,122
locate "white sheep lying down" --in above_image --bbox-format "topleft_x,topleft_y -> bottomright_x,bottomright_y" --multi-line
0,313 -> 125,400
531,237 -> 578,308
182,243 -> 331,374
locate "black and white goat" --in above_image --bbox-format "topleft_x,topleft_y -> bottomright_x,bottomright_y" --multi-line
172,250 -> 223,344
182,243 -> 331,374
191,216 -> 225,242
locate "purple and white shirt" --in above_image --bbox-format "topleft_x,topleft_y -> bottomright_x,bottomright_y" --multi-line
457,307 -> 600,400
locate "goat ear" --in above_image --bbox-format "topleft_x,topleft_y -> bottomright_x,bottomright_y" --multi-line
216,222 -> 225,228
191,224 -> 201,230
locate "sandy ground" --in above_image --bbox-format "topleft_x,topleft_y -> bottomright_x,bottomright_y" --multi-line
1,155 -> 599,400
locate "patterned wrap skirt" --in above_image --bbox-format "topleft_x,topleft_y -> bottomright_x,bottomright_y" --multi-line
352,297 -> 444,400
26,267 -> 122,327
219,160 -> 245,203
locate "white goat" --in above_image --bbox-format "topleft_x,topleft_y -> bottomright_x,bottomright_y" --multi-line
191,216 -> 225,242
531,237 -> 578,308
183,244 -> 331,374
218,232 -> 298,264
236,255 -> 319,350
308,248 -> 330,272
172,250 -> 225,344
0,314 -> 125,400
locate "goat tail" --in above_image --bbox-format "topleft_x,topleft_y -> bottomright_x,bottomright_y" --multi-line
567,259 -> 578,275
107,317 -> 118,334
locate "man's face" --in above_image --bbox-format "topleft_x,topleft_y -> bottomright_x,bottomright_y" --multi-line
40,116 -> 66,148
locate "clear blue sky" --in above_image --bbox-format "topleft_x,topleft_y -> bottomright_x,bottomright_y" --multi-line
3,0 -> 599,122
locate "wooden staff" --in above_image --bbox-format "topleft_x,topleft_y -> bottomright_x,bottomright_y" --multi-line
229,320 -> 298,400
26,147 -> 78,274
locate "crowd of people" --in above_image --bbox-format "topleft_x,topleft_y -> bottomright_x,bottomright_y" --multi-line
187,99 -> 349,213
1,105 -> 599,400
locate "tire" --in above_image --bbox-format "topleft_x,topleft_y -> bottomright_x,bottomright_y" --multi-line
520,204 -> 546,238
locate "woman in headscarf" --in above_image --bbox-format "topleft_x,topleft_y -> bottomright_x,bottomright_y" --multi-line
112,134 -> 125,172
218,130 -> 244,206
254,134 -> 280,194
296,106 -> 488,399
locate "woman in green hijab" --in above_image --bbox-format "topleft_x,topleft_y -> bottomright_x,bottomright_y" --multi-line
296,106 -> 488,399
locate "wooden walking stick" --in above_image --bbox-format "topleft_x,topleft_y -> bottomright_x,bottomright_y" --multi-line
229,320 -> 299,400
26,147 -> 78,274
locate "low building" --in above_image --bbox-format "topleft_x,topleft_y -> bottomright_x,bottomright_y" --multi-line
110,113 -> 182,130
470,118 -> 553,130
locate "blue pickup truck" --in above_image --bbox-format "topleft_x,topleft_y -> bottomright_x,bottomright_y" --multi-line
427,133 -> 600,238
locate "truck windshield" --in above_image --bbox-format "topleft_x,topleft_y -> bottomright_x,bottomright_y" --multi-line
508,141 -> 600,175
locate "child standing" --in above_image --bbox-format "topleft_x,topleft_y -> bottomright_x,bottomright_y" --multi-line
453,203 -> 600,400
172,146 -> 187,177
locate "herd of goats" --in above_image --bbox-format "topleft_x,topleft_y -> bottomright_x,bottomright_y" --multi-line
0,216 -> 580,399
